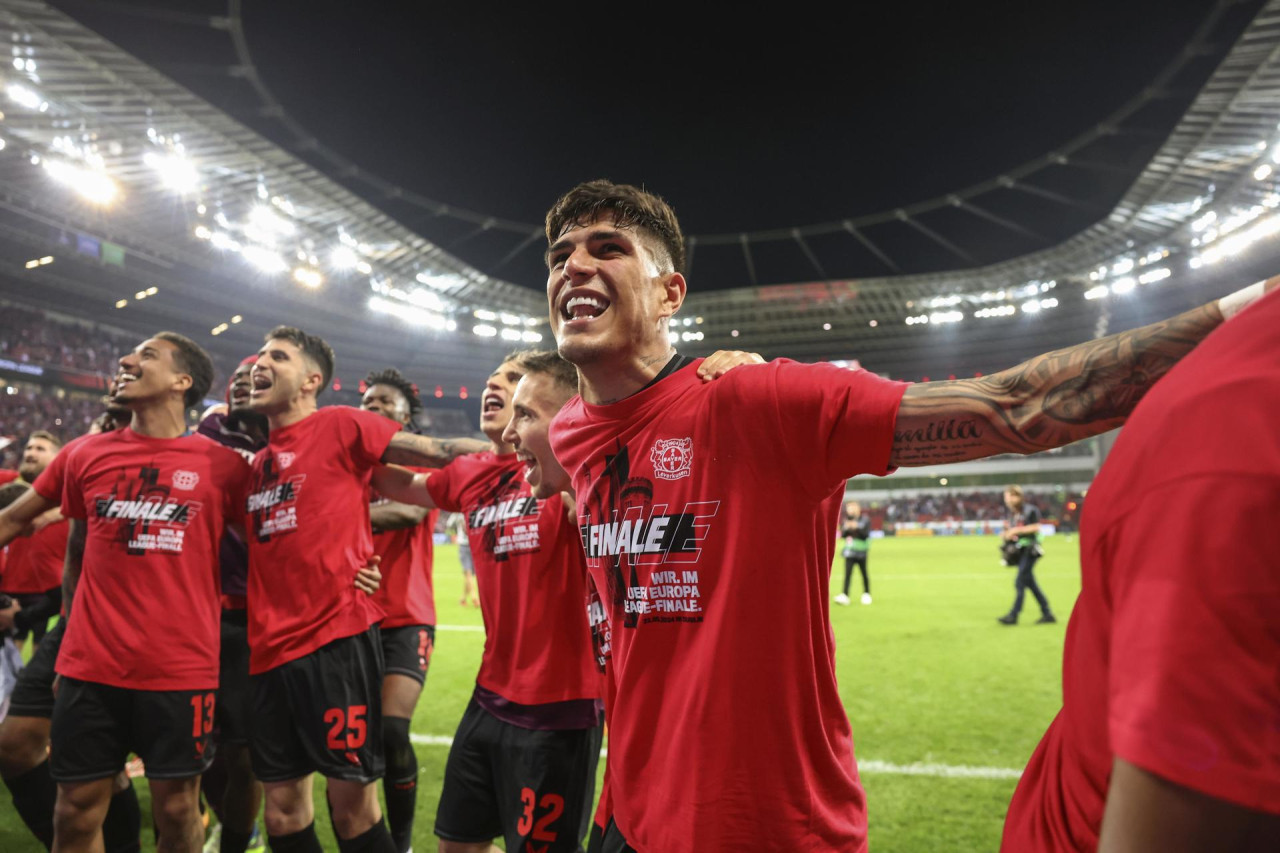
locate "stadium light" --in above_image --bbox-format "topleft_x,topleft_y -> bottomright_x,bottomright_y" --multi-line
500,328 -> 522,342
114,299 -> 127,308
43,159 -> 118,205
1084,285 -> 1109,300
6,83 -> 43,110
1110,277 -> 1136,294
521,330 -> 542,343
210,232 -> 242,253
473,309 -> 498,321
241,245 -> 288,275
330,246 -> 359,269
231,315 -> 243,323
248,205 -> 295,237
1020,300 -> 1041,314
367,295 -> 448,329
292,267 -> 323,288
1255,164 -> 1273,181
473,324 -> 498,337
143,151 -> 199,193
1137,267 -> 1171,285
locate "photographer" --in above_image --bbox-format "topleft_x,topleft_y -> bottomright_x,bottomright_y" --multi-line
997,485 -> 1055,625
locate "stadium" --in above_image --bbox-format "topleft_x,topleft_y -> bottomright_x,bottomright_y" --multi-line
1,1 -> 1278,851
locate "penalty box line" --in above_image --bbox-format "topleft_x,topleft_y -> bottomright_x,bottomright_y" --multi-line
407,733 -> 1021,779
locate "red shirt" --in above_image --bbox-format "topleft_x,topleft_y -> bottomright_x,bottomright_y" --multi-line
245,406 -> 399,673
0,469 -> 18,485
550,359 -> 906,852
372,467 -> 438,628
426,452 -> 599,706
1002,289 -> 1280,852
1,517 -> 66,593
36,429 -> 248,690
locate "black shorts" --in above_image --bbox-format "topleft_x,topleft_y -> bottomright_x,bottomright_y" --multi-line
381,624 -> 434,684
7,617 -> 64,719
49,677 -> 216,783
215,609 -> 252,746
599,819 -> 636,853
249,626 -> 385,784
435,697 -> 603,852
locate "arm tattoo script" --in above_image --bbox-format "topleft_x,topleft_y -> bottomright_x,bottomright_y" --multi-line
890,303 -> 1222,466
382,432 -> 489,468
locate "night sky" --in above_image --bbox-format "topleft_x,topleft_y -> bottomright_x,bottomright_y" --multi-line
52,0 -> 1249,288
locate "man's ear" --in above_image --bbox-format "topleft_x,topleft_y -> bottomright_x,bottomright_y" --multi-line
657,271 -> 687,321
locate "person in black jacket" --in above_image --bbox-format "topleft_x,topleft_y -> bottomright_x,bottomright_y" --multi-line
998,485 -> 1055,625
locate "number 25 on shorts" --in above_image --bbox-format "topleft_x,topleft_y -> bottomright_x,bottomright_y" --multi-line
323,705 -> 368,749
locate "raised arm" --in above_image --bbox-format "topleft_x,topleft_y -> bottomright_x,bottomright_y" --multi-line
370,464 -> 437,510
890,297 -> 1236,467
0,488 -> 59,549
380,432 -> 489,468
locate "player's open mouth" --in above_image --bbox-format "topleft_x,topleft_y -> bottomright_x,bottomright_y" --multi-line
516,451 -> 538,479
561,293 -> 610,323
230,383 -> 252,404
482,394 -> 504,414
250,373 -> 272,396
115,372 -> 138,387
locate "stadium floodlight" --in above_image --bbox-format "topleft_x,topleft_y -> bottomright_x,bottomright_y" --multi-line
43,159 -> 117,205
143,151 -> 199,193
1084,285 -> 1109,300
146,286 -> 158,295
869,320 -> 878,327
499,313 -> 521,326
355,261 -> 372,275
1109,258 -> 1134,276
473,309 -> 498,321
1021,300 -> 1042,314
292,267 -> 323,288
241,245 -> 288,275
114,299 -> 127,309
823,323 -> 832,330
249,205 -> 295,237
669,331 -> 680,343
0,138 -> 6,151
1191,211 -> 1217,232
1255,164 -> 1273,181
1110,277 -> 1136,294
1138,268 -> 1171,285
134,290 -> 147,300
446,320 -> 458,331
368,296 -> 448,329
730,330 -> 739,337
521,330 -> 542,343
330,245 -> 359,269
231,315 -> 243,324
210,232 -> 242,253
473,324 -> 498,337
406,288 -> 445,311
500,328 -> 522,342
194,225 -> 212,240
6,83 -> 42,110
929,311 -> 964,324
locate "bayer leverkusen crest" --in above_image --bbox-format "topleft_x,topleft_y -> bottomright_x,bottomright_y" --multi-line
650,437 -> 693,481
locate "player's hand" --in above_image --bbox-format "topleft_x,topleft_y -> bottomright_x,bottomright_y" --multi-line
698,350 -> 764,381
0,599 -> 19,631
354,556 -> 382,595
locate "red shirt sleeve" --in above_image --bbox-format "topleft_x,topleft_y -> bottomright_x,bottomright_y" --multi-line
424,458 -> 465,513
31,449 -> 68,504
719,360 -> 907,501
1107,474 -> 1280,813
335,407 -> 402,471
55,449 -> 86,520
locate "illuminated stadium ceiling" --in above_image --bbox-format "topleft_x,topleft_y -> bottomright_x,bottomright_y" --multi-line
1,0 -> 1280,393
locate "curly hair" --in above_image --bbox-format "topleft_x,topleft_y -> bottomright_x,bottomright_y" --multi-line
364,367 -> 423,417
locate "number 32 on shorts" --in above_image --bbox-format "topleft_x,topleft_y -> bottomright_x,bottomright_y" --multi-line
517,787 -> 564,848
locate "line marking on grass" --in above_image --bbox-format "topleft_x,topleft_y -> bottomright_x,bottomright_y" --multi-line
409,733 -> 1020,778
435,624 -> 485,632
858,759 -> 1022,779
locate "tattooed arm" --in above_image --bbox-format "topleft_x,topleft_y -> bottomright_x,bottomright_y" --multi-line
370,500 -> 431,533
380,432 -> 489,468
890,302 -> 1225,466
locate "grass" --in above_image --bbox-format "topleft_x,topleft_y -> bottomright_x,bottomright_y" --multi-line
0,535 -> 1080,852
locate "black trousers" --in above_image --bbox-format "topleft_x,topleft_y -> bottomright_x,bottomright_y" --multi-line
1010,549 -> 1050,616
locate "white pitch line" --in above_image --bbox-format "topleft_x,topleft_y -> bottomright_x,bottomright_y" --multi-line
858,759 -> 1021,780
409,733 -> 1020,779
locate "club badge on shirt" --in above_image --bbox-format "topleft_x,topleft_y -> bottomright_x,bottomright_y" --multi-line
93,466 -> 203,555
650,437 -> 693,481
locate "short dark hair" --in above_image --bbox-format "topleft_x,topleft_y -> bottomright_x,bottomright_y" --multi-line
364,367 -> 423,417
545,179 -> 686,274
27,429 -> 62,449
513,350 -> 578,398
0,480 -> 30,510
265,326 -> 336,393
155,331 -> 215,408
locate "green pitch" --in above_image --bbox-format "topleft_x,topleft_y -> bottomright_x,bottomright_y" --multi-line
0,535 -> 1080,852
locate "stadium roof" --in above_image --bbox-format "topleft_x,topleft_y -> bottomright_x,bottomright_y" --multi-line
1,0 -> 1280,393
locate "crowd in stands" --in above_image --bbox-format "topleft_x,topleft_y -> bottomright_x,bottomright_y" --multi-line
858,489 -> 1084,529
0,385 -> 103,467
0,304 -> 134,377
